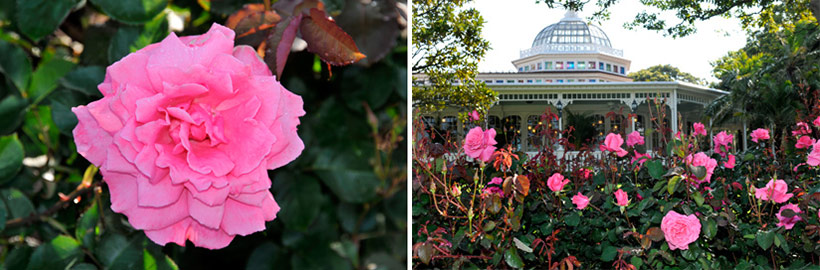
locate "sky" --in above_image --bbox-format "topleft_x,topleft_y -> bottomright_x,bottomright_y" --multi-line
470,0 -> 749,82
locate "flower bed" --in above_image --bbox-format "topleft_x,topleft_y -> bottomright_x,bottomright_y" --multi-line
412,110 -> 820,269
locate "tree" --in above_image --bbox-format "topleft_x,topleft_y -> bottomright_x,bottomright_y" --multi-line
628,64 -> 704,85
535,0 -> 819,37
412,0 -> 497,115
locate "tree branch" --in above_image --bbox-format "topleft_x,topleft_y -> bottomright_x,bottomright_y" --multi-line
5,181 -> 103,229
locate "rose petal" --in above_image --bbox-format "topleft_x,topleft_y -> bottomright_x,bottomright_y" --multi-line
137,173 -> 184,207
221,198 -> 266,236
72,106 -> 114,166
187,142 -> 235,176
187,192 -> 226,229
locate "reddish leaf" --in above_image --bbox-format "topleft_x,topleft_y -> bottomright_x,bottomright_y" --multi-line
334,0 -> 401,66
502,176 -> 513,197
300,8 -> 366,66
264,14 -> 302,78
515,175 -> 530,196
272,0 -> 324,16
647,227 -> 665,242
226,4 -> 281,47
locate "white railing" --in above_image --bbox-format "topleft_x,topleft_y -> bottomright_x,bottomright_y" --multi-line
520,44 -> 624,58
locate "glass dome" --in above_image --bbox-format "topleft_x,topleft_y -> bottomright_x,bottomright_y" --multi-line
531,11 -> 612,48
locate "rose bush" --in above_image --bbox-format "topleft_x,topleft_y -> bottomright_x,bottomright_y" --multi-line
413,105 -> 820,269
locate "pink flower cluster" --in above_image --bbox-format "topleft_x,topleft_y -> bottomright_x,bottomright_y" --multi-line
693,122 -> 707,137
750,128 -> 769,143
547,173 -> 570,192
599,133 -> 628,157
463,127 -> 497,162
712,131 -> 733,158
684,152 -> 717,184
661,210 -> 701,250
754,179 -> 793,203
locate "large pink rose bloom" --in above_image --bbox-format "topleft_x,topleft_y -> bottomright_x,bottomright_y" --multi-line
750,128 -> 769,143
796,136 -> 816,149
692,122 -> 706,137
463,127 -> 497,162
754,179 -> 793,203
626,131 -> 644,147
71,24 -> 304,249
809,140 -> 820,166
684,152 -> 717,184
547,173 -> 569,192
776,203 -> 802,230
712,131 -> 733,157
599,133 -> 628,157
793,122 -> 811,136
661,210 -> 701,250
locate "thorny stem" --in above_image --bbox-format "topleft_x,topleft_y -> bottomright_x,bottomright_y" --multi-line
6,181 -> 103,229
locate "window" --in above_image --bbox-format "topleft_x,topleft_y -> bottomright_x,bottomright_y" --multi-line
545,62 -> 553,70
567,79 -> 575,83
536,79 -> 542,83
589,61 -> 596,69
526,80 -> 533,83
606,64 -> 612,72
556,61 -> 563,69
484,80 -> 492,83
496,80 -> 503,83
537,63 -> 542,70
620,67 -> 625,74
557,79 -> 564,83
567,61 -> 575,69
613,65 -> 618,72
518,67 -> 523,71
518,80 -> 524,83
527,115 -> 544,150
524,66 -> 529,71
531,64 -> 536,70
545,79 -> 553,83
589,79 -> 596,82
578,62 -> 586,69
506,80 -> 514,83
599,62 -> 605,70
578,79 -> 585,82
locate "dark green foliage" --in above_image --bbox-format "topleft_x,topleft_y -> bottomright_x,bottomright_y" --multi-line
0,0 -> 407,269
628,64 -> 704,85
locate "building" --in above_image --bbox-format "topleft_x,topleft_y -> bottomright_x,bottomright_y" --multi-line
416,11 -> 737,154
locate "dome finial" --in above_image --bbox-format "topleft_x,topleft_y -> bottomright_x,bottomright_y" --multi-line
560,10 -> 583,21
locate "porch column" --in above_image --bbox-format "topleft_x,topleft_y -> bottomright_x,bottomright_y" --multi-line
519,113 -> 527,151
742,119 -> 748,151
671,90 -> 678,135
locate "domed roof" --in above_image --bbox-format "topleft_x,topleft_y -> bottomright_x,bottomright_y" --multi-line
531,11 -> 612,48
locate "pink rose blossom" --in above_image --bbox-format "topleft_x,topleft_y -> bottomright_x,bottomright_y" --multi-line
814,116 -> 820,127
451,185 -> 461,197
614,189 -> 629,206
626,131 -> 644,147
468,110 -> 480,121
578,168 -> 592,179
572,192 -> 589,210
693,122 -> 707,136
547,173 -> 569,192
712,131 -> 733,157
488,177 -> 503,186
750,128 -> 770,143
631,151 -> 650,166
482,186 -> 504,197
661,210 -> 701,250
809,140 -> 820,166
684,152 -> 717,184
796,136 -> 816,149
599,133 -> 628,157
71,24 -> 304,249
463,127 -> 497,162
793,122 -> 812,136
754,179 -> 793,203
776,203 -> 802,230
723,154 -> 736,169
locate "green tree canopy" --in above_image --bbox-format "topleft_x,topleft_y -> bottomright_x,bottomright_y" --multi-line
412,0 -> 496,115
628,64 -> 704,85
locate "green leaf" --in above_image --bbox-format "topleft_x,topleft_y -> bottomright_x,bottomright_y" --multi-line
14,0 -> 75,41
27,235 -> 82,270
59,66 -> 105,97
0,39 -> 32,91
667,176 -> 680,195
273,172 -> 322,231
2,188 -> 34,220
51,101 -> 78,136
143,247 -> 179,270
89,0 -> 168,24
315,152 -> 379,204
513,237 -> 532,253
756,230 -> 774,250
0,134 -> 24,184
340,63 -> 397,111
702,217 -> 717,239
565,211 -> 580,227
108,13 -> 169,63
5,246 -> 33,270
71,263 -> 98,270
601,245 -> 618,262
28,57 -> 75,103
647,160 -> 664,180
75,200 -> 99,247
96,234 -> 143,269
0,95 -> 28,135
692,191 -> 704,207
631,256 -> 643,269
504,247 -> 524,269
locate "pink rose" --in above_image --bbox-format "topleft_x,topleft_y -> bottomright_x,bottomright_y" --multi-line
809,140 -> 820,166
488,177 -> 503,186
723,154 -> 735,169
468,110 -> 480,121
750,128 -> 769,143
684,152 -> 717,184
793,122 -> 811,136
572,192 -> 589,210
482,186 -> 504,197
712,131 -> 733,157
578,168 -> 592,179
451,185 -> 461,197
776,203 -> 802,230
693,122 -> 706,136
754,179 -> 793,203
614,189 -> 629,206
71,24 -> 304,249
463,127 -> 497,162
626,131 -> 644,147
814,116 -> 820,127
547,173 -> 569,192
796,136 -> 816,149
599,133 -> 628,157
661,210 -> 701,250
631,151 -> 650,166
